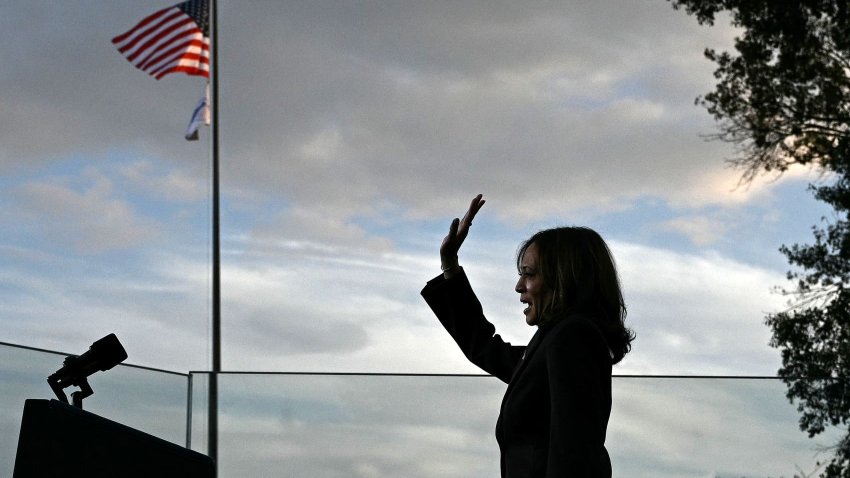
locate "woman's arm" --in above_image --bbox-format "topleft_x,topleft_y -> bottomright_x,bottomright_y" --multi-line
422,269 -> 524,383
422,193 -> 522,381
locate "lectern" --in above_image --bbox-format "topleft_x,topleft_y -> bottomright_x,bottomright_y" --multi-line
14,399 -> 214,478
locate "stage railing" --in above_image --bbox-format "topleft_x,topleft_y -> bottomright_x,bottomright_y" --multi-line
1,342 -> 843,478
0,341 -> 190,477
187,372 -> 844,478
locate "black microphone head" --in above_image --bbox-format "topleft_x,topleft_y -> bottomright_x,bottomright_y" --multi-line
67,333 -> 128,380
88,333 -> 128,372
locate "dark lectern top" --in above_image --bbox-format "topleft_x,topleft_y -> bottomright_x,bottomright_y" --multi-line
14,399 -> 215,478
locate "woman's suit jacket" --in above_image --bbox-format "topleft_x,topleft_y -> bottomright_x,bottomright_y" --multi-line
422,269 -> 612,478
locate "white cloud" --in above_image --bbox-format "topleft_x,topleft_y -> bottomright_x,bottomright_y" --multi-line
120,160 -> 208,203
1,208 -> 790,375
660,215 -> 727,246
611,241 -> 785,375
13,170 -> 161,254
1,0 -> 757,224
249,207 -> 394,254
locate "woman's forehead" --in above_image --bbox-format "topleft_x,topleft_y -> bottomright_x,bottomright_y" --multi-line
520,242 -> 540,265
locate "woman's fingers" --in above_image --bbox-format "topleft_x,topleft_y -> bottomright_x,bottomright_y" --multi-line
467,194 -> 484,218
458,194 -> 485,239
441,195 -> 485,259
440,217 -> 461,256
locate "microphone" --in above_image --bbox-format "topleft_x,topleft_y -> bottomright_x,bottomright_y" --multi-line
47,333 -> 128,408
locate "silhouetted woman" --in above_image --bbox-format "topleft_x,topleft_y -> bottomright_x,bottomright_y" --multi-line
421,194 -> 634,478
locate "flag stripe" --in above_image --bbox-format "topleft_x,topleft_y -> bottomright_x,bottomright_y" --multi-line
146,38 -> 208,72
152,51 -> 209,78
115,9 -> 185,55
124,17 -> 194,62
139,37 -> 207,72
137,29 -> 202,70
112,0 -> 210,80
150,54 -> 210,79
110,7 -> 173,45
158,64 -> 210,80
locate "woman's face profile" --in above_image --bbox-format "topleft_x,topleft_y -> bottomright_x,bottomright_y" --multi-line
515,242 -> 552,326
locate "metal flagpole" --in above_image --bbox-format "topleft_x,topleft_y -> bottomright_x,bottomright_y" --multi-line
208,0 -> 221,467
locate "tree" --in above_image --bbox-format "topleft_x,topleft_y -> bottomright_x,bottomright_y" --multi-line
668,1 -> 850,476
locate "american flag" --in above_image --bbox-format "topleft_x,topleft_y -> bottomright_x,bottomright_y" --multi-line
112,0 -> 210,80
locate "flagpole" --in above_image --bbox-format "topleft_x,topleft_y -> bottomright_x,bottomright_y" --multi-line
208,0 -> 221,467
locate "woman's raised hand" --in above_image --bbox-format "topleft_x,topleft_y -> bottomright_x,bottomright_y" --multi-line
440,194 -> 485,271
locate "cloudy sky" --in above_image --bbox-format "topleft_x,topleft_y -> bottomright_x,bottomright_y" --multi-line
0,0 -> 833,377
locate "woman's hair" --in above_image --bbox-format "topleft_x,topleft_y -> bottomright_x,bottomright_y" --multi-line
516,227 -> 634,364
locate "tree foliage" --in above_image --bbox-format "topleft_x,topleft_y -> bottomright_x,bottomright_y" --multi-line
669,1 -> 850,476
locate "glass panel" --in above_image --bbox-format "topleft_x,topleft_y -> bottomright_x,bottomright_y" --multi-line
195,374 -> 504,477
0,343 -> 190,476
6,355 -> 842,478
608,377 -> 843,477
189,373 -> 845,478
189,372 -> 210,454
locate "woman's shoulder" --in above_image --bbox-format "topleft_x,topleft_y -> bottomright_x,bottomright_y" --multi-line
544,315 -> 612,359
547,314 -> 604,337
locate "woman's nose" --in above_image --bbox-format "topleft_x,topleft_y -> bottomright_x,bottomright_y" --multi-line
515,277 -> 524,293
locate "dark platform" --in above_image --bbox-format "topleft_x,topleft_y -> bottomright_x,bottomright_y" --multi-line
14,399 -> 214,478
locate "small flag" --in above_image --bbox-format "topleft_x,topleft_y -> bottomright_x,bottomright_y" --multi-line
112,0 -> 210,80
185,83 -> 211,141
